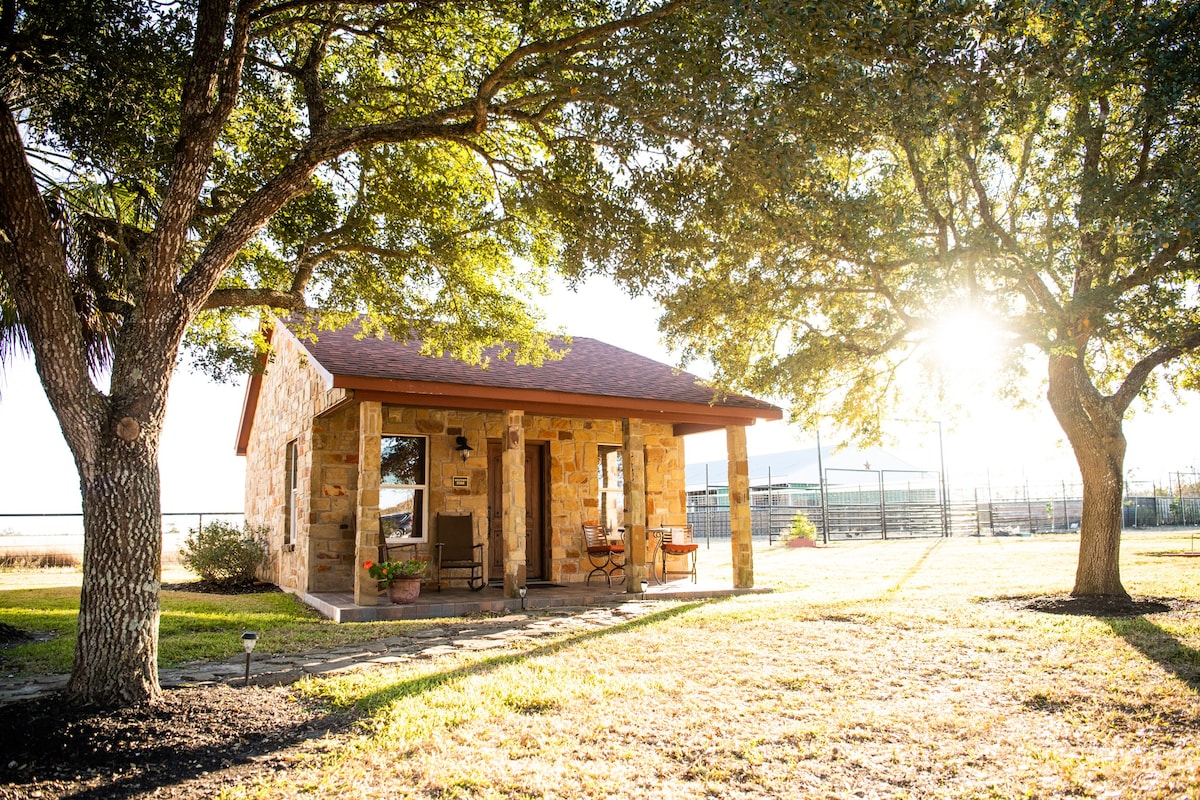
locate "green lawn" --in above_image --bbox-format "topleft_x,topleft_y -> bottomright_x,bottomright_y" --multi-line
0,569 -> 443,675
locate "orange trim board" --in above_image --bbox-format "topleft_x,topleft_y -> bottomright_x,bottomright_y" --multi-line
339,375 -> 782,426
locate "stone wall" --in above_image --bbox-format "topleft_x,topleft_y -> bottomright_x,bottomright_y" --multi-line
242,325 -> 352,592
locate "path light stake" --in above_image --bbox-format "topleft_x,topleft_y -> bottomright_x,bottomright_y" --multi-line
518,585 -> 527,610
241,631 -> 258,686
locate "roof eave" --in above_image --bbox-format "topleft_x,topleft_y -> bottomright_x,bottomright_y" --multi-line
335,374 -> 782,430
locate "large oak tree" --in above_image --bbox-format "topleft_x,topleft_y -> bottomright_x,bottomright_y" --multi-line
0,0 -> 698,707
643,0 -> 1200,599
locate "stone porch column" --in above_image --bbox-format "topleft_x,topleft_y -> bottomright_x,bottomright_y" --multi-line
727,424 -> 754,588
622,417 -> 647,591
354,401 -> 382,606
502,410 -> 526,598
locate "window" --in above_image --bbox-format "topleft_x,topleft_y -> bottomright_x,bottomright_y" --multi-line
284,439 -> 299,546
381,435 -> 428,541
597,444 -> 624,532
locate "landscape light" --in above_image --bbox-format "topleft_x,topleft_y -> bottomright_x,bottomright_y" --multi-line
241,631 -> 258,686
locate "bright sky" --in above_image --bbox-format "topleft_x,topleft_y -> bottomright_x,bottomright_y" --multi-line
0,275 -> 1196,516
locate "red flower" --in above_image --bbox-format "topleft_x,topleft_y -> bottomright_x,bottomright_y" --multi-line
363,560 -> 374,569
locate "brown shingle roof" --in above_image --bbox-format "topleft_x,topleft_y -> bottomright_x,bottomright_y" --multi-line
235,319 -> 781,454
299,319 -> 775,413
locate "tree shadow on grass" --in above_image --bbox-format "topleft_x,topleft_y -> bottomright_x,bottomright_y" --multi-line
349,600 -> 714,715
1104,615 -> 1200,693
881,538 -> 946,598
3,601 -> 716,799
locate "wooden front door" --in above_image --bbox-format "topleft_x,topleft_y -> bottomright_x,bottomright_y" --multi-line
487,439 -> 548,581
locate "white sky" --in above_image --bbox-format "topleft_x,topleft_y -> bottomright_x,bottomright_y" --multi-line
0,275 -> 1196,516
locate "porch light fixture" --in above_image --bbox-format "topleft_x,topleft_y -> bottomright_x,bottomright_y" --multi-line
241,631 -> 258,686
454,435 -> 473,462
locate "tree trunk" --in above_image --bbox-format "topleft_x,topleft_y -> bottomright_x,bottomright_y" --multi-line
1072,449 -> 1127,597
1046,353 -> 1130,599
66,420 -> 166,706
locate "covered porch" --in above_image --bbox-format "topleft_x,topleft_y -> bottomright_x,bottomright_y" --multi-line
350,411 -> 771,610
302,576 -> 773,623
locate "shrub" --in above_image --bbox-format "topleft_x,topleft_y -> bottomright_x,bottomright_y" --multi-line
786,513 -> 819,542
180,520 -> 267,584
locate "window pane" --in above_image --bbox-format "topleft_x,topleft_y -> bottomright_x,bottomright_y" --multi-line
597,444 -> 624,531
284,440 -> 297,545
381,488 -> 423,539
598,445 -> 623,490
382,436 -> 426,486
600,492 -> 625,531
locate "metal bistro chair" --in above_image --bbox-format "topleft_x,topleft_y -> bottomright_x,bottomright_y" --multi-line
657,524 -> 698,584
583,521 -> 625,586
434,513 -> 485,591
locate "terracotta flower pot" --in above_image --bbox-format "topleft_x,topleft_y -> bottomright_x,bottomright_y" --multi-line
786,537 -> 817,548
387,576 -> 423,604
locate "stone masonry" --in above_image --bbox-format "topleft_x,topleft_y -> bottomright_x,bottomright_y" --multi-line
242,329 -> 691,598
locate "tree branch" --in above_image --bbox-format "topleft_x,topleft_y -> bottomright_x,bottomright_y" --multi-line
180,1 -> 688,315
298,22 -> 333,135
899,138 -> 949,263
1117,233 -> 1192,292
1111,327 -> 1200,415
202,287 -> 307,310
471,0 -> 687,131
958,136 -> 1064,317
0,100 -> 105,457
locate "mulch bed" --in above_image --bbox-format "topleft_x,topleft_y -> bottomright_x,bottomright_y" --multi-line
1,578 -> 327,799
992,594 -> 1186,617
160,580 -> 283,595
0,685 -> 356,800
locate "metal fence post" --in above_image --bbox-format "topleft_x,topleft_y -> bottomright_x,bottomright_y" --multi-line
879,470 -> 888,540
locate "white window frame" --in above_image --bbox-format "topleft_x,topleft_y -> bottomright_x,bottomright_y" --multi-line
380,434 -> 430,543
597,443 -> 624,533
284,439 -> 299,547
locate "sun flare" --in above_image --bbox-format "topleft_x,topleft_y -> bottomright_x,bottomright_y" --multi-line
928,308 -> 1005,374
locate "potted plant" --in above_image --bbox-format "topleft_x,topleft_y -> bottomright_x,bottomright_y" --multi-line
364,558 -> 428,603
783,513 -> 819,548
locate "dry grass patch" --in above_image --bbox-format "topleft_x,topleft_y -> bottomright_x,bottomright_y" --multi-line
218,532 -> 1200,800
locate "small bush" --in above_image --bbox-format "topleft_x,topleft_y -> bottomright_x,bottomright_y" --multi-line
786,513 -> 819,542
180,521 -> 267,585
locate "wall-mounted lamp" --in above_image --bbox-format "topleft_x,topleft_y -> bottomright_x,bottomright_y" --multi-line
454,435 -> 473,462
241,631 -> 258,686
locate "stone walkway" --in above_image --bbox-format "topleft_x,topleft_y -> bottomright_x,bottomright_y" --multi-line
0,598 -> 667,705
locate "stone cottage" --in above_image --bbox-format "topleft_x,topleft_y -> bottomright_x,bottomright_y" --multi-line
235,317 -> 781,611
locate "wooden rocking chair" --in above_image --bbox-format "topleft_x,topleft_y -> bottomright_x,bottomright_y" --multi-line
434,513 -> 485,591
